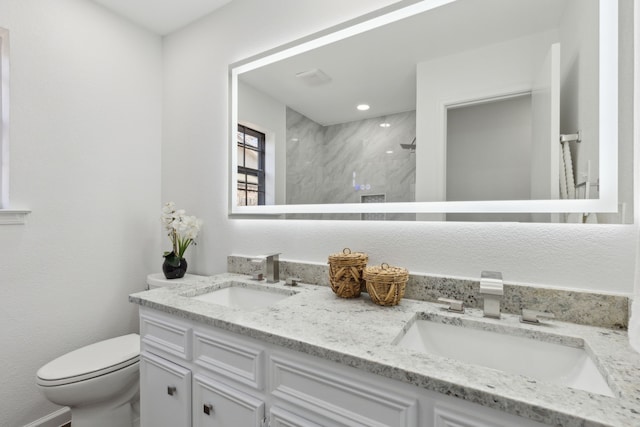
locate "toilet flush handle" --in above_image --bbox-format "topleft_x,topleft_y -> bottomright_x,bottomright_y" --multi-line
167,386 -> 177,396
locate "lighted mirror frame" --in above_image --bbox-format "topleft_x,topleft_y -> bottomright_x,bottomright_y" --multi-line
229,0 -> 618,216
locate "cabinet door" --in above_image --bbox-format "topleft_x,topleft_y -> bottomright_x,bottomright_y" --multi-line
140,352 -> 192,427
193,374 -> 265,427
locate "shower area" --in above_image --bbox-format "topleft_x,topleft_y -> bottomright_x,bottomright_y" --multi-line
286,107 -> 416,220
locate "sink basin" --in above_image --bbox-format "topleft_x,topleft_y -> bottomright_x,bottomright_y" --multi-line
396,318 -> 615,397
189,282 -> 294,310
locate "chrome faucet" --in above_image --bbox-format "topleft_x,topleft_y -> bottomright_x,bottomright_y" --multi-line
479,271 -> 503,319
262,253 -> 280,283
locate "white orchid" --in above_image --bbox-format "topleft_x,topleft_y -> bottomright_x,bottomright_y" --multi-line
161,202 -> 202,260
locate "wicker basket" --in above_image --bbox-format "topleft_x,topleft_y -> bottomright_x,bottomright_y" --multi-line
363,263 -> 409,306
328,248 -> 368,298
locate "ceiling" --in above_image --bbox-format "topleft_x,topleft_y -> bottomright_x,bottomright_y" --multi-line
239,0 -> 567,126
91,0 -> 233,35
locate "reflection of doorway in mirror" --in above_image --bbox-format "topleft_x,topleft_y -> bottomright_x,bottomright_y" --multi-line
446,95 -> 534,223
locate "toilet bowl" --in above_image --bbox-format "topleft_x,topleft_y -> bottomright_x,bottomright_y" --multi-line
37,333 -> 140,427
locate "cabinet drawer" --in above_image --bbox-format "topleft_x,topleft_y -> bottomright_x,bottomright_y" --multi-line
141,312 -> 192,360
193,374 -> 265,427
435,406 -> 498,427
270,406 -> 322,427
270,354 -> 418,427
433,403 -> 548,427
193,328 -> 264,390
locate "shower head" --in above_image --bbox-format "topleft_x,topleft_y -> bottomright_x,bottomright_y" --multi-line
400,137 -> 416,151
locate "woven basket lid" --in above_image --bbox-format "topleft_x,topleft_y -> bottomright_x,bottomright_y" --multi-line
328,248 -> 368,262
363,263 -> 409,280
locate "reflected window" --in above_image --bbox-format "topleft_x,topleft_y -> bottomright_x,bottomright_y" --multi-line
237,124 -> 265,206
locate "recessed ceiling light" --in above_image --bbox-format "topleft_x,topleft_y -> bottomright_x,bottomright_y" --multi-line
356,104 -> 370,111
386,150 -> 394,154
290,137 -> 299,142
379,122 -> 391,128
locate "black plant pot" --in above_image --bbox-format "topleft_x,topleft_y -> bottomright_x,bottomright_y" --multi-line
162,253 -> 188,279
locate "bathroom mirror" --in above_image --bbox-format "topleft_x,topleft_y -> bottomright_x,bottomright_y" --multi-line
230,0 -> 622,222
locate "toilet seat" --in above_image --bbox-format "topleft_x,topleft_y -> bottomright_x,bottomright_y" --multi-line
37,333 -> 140,387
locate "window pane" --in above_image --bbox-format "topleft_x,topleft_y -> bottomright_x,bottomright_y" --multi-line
237,131 -> 245,143
245,149 -> 258,169
246,174 -> 258,184
237,146 -> 244,167
246,191 -> 259,206
237,190 -> 247,206
245,134 -> 259,148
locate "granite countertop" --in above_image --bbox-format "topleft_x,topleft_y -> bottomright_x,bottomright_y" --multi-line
130,273 -> 640,427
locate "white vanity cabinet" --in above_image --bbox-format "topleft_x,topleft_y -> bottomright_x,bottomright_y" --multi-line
139,309 -> 267,427
138,307 -> 548,427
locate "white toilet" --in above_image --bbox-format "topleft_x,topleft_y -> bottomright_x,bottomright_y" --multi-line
36,333 -> 140,427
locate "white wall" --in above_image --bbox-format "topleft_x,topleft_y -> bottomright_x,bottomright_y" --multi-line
0,0 -> 162,425
162,0 -> 636,295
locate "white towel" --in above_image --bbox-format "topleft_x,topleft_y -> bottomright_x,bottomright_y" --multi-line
560,141 -> 576,199
565,213 -> 582,223
585,212 -> 598,223
559,143 -> 568,199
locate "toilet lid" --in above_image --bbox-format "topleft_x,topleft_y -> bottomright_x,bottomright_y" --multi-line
37,333 -> 140,386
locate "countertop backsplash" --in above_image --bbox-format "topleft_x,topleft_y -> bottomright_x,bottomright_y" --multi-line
227,255 -> 629,329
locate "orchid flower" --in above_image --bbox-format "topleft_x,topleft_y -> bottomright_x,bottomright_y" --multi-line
161,202 -> 202,260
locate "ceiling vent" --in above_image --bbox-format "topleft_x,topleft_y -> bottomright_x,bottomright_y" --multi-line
295,68 -> 332,86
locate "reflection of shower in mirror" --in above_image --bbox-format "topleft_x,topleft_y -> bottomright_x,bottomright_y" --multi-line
400,137 -> 416,152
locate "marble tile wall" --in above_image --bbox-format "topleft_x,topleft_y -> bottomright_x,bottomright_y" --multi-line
286,108 -> 416,221
228,255 -> 629,329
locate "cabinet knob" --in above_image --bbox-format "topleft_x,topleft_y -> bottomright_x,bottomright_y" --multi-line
167,386 -> 177,396
203,403 -> 214,415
